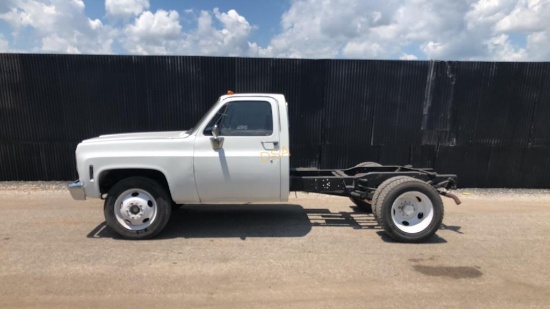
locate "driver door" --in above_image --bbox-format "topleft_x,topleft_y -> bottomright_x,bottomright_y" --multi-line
193,98 -> 281,202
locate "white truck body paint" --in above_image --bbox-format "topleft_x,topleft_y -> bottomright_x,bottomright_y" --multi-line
73,94 -> 290,203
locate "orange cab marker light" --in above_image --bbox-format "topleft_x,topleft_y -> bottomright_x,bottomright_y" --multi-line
227,90 -> 234,95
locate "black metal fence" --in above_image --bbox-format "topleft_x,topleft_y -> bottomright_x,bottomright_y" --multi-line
1,54 -> 550,187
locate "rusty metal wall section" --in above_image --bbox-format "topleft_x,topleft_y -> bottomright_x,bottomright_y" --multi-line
1,54 -> 550,188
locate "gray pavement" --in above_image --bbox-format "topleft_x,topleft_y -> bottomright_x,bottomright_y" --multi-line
1,184 -> 549,308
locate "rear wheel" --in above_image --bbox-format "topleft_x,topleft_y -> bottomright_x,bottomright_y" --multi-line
353,161 -> 381,168
104,177 -> 172,240
371,176 -> 412,221
374,177 -> 443,243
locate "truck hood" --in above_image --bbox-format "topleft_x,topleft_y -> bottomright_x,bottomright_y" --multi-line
82,131 -> 189,143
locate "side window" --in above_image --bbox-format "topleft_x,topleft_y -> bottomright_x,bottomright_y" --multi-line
203,106 -> 226,136
204,101 -> 273,136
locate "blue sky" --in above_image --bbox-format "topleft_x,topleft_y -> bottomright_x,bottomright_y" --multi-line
1,0 -> 550,61
80,0 -> 289,47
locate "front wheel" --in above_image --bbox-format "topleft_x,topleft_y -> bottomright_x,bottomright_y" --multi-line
374,177 -> 444,243
104,177 -> 172,240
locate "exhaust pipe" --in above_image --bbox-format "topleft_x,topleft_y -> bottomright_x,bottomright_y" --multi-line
440,191 -> 462,205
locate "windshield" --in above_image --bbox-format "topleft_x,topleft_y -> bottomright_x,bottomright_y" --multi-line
188,100 -> 220,135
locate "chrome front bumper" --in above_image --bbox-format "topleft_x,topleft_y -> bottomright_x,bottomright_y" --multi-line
68,180 -> 86,200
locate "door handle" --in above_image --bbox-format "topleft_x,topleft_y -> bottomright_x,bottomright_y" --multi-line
261,141 -> 279,150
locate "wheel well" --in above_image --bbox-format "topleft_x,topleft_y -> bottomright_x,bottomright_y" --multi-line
99,169 -> 171,197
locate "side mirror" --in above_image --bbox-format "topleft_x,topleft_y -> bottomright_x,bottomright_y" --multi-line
212,124 -> 220,138
210,124 -> 224,150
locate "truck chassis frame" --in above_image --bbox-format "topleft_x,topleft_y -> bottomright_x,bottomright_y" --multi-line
290,164 -> 459,203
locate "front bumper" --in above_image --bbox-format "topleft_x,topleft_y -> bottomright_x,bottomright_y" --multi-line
68,180 -> 86,200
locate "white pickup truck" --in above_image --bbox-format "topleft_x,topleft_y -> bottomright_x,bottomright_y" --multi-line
69,93 -> 460,242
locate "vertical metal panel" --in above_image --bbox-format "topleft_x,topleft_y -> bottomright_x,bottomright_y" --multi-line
421,61 -> 458,146
448,61 -> 491,147
485,147 -> 525,188
235,57 -> 272,92
273,58 -> 327,168
369,61 -> 429,146
519,148 -> 550,188
322,60 -> 375,167
0,54 -> 21,143
319,60 -> 429,168
410,145 -> 437,169
0,143 -> 19,178
435,146 -> 493,188
447,61 -> 550,148
1,53 -> 550,187
527,63 -> 550,147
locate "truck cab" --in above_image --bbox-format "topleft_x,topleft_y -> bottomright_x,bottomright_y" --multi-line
70,93 -> 290,205
192,93 -> 290,203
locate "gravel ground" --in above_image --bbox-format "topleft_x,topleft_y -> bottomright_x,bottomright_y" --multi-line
1,182 -> 549,308
0,181 -> 68,192
1,181 -> 550,198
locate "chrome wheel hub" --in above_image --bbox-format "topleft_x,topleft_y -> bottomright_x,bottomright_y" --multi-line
391,191 -> 434,234
402,203 -> 416,218
123,200 -> 144,220
114,189 -> 158,231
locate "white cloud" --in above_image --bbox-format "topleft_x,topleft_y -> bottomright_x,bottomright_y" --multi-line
494,0 -> 549,32
258,0 -> 406,58
0,0 -> 116,54
121,7 -> 256,56
485,34 -> 528,61
105,0 -> 149,19
126,10 -> 181,41
0,34 -> 9,51
122,9 -> 182,55
194,8 -> 255,56
1,0 -> 550,60
260,0 -> 550,61
1,0 -> 60,31
260,0 -> 475,59
0,2 -> 255,56
342,41 -> 382,58
525,31 -> 550,60
400,53 -> 418,60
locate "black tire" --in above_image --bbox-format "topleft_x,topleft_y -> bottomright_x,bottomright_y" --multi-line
349,196 -> 372,213
371,176 -> 413,221
374,177 -> 444,243
354,161 -> 381,168
172,202 -> 182,212
104,177 -> 172,240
